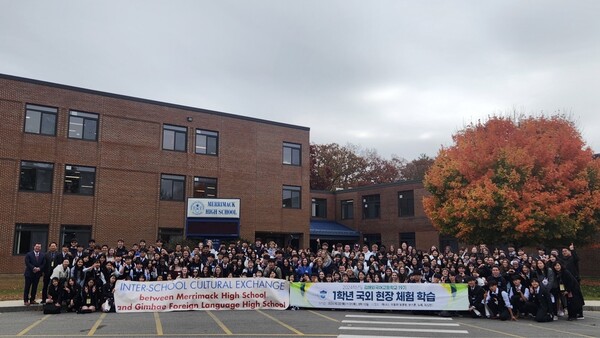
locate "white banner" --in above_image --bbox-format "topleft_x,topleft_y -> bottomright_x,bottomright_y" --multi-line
115,278 -> 289,313
290,282 -> 469,311
187,198 -> 240,218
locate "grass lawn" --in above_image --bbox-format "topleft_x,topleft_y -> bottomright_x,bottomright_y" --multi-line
0,274 -> 25,301
1,274 -> 599,301
581,278 -> 600,300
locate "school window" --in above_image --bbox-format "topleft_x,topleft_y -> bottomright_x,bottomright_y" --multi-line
282,185 -> 301,209
195,129 -> 218,155
162,124 -> 187,152
64,165 -> 96,195
68,111 -> 99,141
60,225 -> 91,247
362,194 -> 380,219
400,232 -> 416,248
13,224 -> 48,255
283,142 -> 301,165
311,198 -> 327,218
341,199 -> 354,220
24,104 -> 57,136
160,174 -> 185,201
158,228 -> 184,244
398,190 -> 415,217
19,161 -> 54,192
193,176 -> 217,198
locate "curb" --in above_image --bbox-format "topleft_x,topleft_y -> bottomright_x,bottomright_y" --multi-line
0,305 -> 42,313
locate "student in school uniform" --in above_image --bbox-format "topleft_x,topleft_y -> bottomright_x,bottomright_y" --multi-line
466,276 -> 485,318
524,278 -> 555,322
78,279 -> 99,313
485,280 -> 517,321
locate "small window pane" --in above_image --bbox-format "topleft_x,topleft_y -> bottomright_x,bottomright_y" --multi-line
25,110 -> 41,133
163,129 -> 175,150
68,116 -> 84,138
40,113 -> 57,135
207,136 -> 218,155
175,131 -> 187,151
83,119 -> 98,140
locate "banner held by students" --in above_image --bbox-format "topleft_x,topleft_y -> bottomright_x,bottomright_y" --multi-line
115,278 -> 289,313
290,282 -> 469,311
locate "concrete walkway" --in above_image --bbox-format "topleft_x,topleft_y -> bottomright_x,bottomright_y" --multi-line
0,299 -> 599,313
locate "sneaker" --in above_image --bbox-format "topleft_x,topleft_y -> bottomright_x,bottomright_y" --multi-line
577,315 -> 584,320
24,301 -> 30,306
558,310 -> 565,317
553,316 -> 558,321
567,317 -> 576,321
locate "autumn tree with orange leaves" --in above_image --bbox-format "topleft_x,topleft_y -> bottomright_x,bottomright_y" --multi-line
423,115 -> 600,247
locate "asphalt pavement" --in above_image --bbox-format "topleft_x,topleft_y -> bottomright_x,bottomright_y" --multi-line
0,301 -> 599,338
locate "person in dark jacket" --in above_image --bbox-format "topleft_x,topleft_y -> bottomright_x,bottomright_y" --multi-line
466,276 -> 485,318
553,261 -> 584,320
45,277 -> 62,312
23,243 -> 46,306
41,242 -> 59,304
101,274 -> 117,312
78,279 -> 99,313
524,278 -> 554,322
508,275 -> 529,317
62,277 -> 80,312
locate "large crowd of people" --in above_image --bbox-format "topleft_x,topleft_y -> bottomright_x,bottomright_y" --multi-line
23,237 -> 585,321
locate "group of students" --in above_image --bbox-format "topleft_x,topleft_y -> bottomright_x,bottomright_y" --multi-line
23,237 -> 584,320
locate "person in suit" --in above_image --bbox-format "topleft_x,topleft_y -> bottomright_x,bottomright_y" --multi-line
23,243 -> 46,306
41,242 -> 59,304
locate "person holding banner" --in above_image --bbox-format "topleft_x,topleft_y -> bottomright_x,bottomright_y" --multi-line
467,276 -> 485,318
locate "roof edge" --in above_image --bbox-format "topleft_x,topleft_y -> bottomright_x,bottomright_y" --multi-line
0,73 -> 310,132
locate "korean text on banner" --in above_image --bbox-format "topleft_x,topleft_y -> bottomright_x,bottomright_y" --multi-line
115,278 -> 289,313
290,282 -> 468,311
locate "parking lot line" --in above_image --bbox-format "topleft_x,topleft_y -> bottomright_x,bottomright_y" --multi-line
207,311 -> 233,335
16,315 -> 50,336
459,321 -> 524,338
307,310 -> 339,323
154,312 -> 163,336
527,323 -> 596,338
339,326 -> 468,334
87,313 -> 107,336
256,310 -> 304,335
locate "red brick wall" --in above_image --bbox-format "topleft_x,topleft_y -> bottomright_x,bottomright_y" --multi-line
0,75 -> 310,273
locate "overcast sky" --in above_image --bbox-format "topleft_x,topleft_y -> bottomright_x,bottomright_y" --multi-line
1,1 -> 599,160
